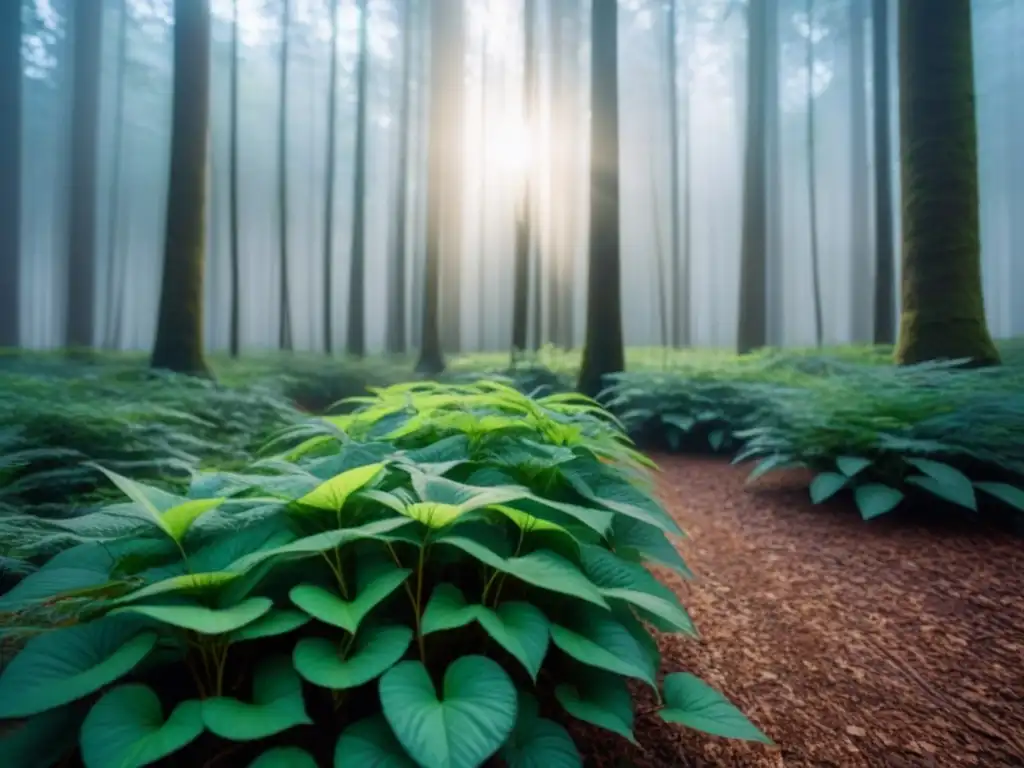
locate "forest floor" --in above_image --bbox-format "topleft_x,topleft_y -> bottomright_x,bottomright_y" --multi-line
575,456 -> 1024,768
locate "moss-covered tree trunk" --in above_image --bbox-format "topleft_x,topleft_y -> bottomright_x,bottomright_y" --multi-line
151,0 -> 211,376
577,0 -> 624,398
0,0 -> 21,348
895,0 -> 999,365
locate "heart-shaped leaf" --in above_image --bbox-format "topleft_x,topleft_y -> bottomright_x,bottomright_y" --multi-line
295,462 -> 387,513
975,482 -> 1024,511
500,691 -> 581,768
836,456 -> 873,478
549,607 -> 655,686
554,669 -> 636,744
293,625 -> 413,690
379,655 -> 517,768
854,483 -> 904,520
290,561 -> 411,633
904,458 -> 977,510
659,673 -> 772,743
202,656 -> 312,741
230,609 -> 311,643
809,472 -> 849,504
80,684 -> 204,768
0,618 -> 157,718
112,596 -> 273,636
421,584 -> 550,680
249,747 -> 319,768
334,716 -> 417,767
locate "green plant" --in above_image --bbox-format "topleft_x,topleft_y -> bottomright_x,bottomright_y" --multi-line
0,381 -> 769,767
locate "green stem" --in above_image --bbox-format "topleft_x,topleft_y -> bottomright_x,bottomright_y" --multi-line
413,543 -> 428,663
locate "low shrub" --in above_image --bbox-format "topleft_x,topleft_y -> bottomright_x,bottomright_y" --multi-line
0,381 -> 769,767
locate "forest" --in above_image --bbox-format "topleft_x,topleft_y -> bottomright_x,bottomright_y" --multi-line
0,0 -> 1022,766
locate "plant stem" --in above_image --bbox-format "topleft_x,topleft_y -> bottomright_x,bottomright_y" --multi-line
414,542 -> 427,662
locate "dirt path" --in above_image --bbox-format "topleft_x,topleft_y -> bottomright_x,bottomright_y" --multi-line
575,456 -> 1024,768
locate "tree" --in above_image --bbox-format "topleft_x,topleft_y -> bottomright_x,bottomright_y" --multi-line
103,0 -> 130,350
277,0 -> 293,351
511,0 -> 536,359
848,0 -> 871,341
577,0 -> 624,397
0,0 -> 21,347
347,0 -> 370,357
439,0 -> 465,354
151,0 -> 212,375
736,0 -> 774,353
323,0 -> 340,353
228,0 -> 241,357
66,1 -> 104,349
386,0 -> 414,355
871,0 -> 896,344
667,0 -> 691,347
895,0 -> 999,365
805,0 -> 823,346
415,0 -> 449,374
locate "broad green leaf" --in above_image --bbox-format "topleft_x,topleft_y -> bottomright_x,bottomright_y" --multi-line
379,655 -> 517,768
421,584 -> 550,680
0,704 -> 85,768
249,748 -> 319,768
0,567 -> 118,611
836,456 -> 873,478
854,483 -> 904,520
334,716 -> 418,768
809,472 -> 848,504
905,458 -> 977,510
159,498 -> 227,543
403,502 -> 465,528
228,516 -> 414,572
659,672 -> 772,743
489,504 -> 566,534
745,454 -> 793,483
230,609 -> 311,643
295,462 -> 387,513
293,625 -> 413,690
611,516 -> 693,579
560,460 -> 682,535
555,670 -> 636,744
0,618 -> 157,718
290,563 -> 410,633
113,597 -> 273,636
509,495 -> 613,537
500,691 -> 581,768
202,656 -> 312,741
549,608 -> 655,686
975,482 -> 1024,511
438,535 -> 607,608
109,571 -> 238,606
80,684 -> 204,768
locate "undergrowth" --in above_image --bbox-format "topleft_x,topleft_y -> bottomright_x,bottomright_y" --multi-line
0,381 -> 769,767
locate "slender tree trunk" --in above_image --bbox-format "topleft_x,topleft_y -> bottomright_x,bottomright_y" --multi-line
512,0 -> 535,359
277,0 -> 292,351
678,0 -> 693,346
323,0 -> 340,353
529,0 -> 543,353
649,150 -> 669,348
871,0 -> 896,344
347,0 -> 370,356
848,0 -> 871,341
416,0 -> 447,374
895,0 -> 998,365
387,0 -> 413,355
439,1 -> 464,353
151,0 -> 211,375
546,0 -> 563,349
577,0 -> 624,397
477,18 -> 489,351
737,0 -> 770,353
805,0 -> 823,346
228,0 -> 241,357
66,2 -> 103,350
667,0 -> 683,348
102,0 -> 128,350
0,0 -> 20,347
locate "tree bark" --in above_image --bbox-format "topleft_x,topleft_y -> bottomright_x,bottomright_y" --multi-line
347,0 -> 370,357
66,1 -> 104,350
806,0 -> 823,346
512,0 -> 536,359
277,0 -> 293,351
228,0 -> 241,356
151,0 -> 211,375
577,0 -> 624,397
0,0 -> 22,347
895,0 -> 998,365
387,0 -> 413,355
323,0 -> 340,353
848,0 -> 871,341
103,0 -> 129,350
871,0 -> 896,344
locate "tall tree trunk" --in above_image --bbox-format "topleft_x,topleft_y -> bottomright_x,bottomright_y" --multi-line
323,0 -> 340,353
529,0 -> 543,353
277,0 -> 293,351
416,0 -> 448,374
895,0 -> 998,365
649,150 -> 669,348
678,0 -> 693,347
66,2 -> 103,350
347,0 -> 370,356
871,0 -> 896,344
577,0 -> 624,397
848,0 -> 871,341
151,0 -> 211,375
228,0 -> 241,357
387,0 -> 413,355
439,1 -> 464,353
546,0 -> 563,349
737,0 -> 771,353
511,0 -> 535,359
667,0 -> 683,347
103,0 -> 128,350
0,0 -> 20,347
805,0 -> 823,346
477,17 -> 489,351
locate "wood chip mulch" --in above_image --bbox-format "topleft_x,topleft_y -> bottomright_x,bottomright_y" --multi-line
573,455 -> 1024,768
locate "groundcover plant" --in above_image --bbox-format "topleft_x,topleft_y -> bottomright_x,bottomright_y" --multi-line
0,381 -> 769,767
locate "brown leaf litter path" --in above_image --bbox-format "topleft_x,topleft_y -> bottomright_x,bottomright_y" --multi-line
574,456 -> 1024,768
